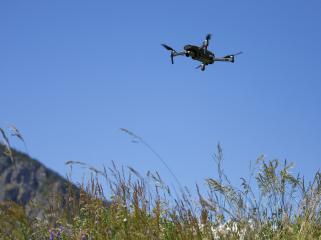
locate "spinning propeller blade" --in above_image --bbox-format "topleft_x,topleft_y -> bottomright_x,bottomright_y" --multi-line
224,51 -> 243,63
170,54 -> 174,64
202,34 -> 211,51
161,44 -> 175,52
161,44 -> 176,64
232,51 -> 243,56
224,51 -> 243,58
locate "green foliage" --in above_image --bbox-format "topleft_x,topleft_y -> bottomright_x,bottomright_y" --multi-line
0,127 -> 320,239
0,202 -> 32,239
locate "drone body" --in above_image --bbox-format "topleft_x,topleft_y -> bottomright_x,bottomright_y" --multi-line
162,34 -> 242,71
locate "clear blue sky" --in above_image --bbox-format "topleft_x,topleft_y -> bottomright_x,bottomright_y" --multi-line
1,1 -> 321,190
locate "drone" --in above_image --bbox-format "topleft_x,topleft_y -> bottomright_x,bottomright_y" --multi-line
162,34 -> 242,71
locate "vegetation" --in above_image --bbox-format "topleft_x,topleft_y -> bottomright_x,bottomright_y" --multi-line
0,126 -> 320,239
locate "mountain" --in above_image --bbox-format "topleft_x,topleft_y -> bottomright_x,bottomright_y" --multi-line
0,144 -> 74,218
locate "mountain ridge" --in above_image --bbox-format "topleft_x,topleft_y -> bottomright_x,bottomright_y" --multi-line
0,144 -> 74,218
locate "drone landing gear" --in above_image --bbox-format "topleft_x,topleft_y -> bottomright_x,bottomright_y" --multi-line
196,63 -> 206,71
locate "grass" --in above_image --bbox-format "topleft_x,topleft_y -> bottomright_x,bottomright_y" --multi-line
0,126 -> 320,239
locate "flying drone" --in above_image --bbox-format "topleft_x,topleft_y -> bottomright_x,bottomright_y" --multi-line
162,34 -> 242,71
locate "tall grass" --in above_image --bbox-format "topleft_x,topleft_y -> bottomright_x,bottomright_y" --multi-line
0,126 -> 320,239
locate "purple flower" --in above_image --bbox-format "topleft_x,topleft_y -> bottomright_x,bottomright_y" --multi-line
57,227 -> 63,240
49,229 -> 55,240
81,234 -> 88,240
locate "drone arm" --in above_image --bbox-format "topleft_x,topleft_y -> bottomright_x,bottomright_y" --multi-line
168,51 -> 186,64
214,57 -> 235,63
200,42 -> 209,52
215,52 -> 242,63
214,57 -> 231,62
172,51 -> 186,57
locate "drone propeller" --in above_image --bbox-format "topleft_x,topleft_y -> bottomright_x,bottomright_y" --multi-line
161,44 -> 174,52
224,51 -> 243,63
206,33 -> 211,41
224,51 -> 243,58
161,44 -> 176,64
202,33 -> 212,52
232,51 -> 243,56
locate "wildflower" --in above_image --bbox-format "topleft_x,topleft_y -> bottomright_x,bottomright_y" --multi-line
81,234 -> 88,240
49,229 -> 55,240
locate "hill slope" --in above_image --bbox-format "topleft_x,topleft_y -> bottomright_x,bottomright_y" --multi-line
0,144 -> 72,218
